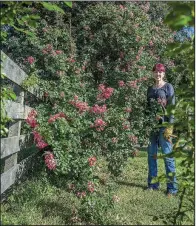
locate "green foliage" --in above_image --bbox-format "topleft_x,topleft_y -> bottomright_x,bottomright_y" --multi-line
0,1 -> 71,41
21,73 -> 39,89
1,154 -> 194,225
2,2 -> 194,224
0,74 -> 16,137
40,2 -> 65,14
164,2 -> 194,30
152,1 -> 195,224
64,1 -> 73,8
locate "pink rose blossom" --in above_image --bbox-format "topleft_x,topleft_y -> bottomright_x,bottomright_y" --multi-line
94,118 -> 107,127
26,117 -> 38,128
87,181 -> 95,193
44,152 -> 56,170
88,156 -> 97,167
128,135 -> 138,144
48,112 -> 67,123
157,97 -> 167,107
90,104 -> 107,114
124,108 -> 132,113
27,56 -> 35,64
118,80 -> 125,87
69,97 -> 89,113
55,50 -> 63,55
123,124 -> 130,130
127,81 -> 138,89
33,131 -> 43,142
91,118 -> 107,131
97,85 -> 114,100
36,140 -> 48,149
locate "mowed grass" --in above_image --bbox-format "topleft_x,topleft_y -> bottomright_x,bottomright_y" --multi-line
1,151 -> 194,225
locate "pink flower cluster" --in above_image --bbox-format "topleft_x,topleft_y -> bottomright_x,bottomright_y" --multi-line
88,156 -> 97,167
33,131 -> 48,149
122,122 -> 130,130
77,191 -> 86,198
55,50 -> 63,55
157,97 -> 167,107
118,80 -> 125,87
27,56 -> 35,65
87,181 -> 95,193
128,135 -> 138,144
124,108 -> 132,113
97,84 -> 114,100
127,81 -> 138,89
67,58 -> 76,63
119,4 -> 127,10
112,137 -> 118,143
89,104 -> 107,114
69,96 -> 89,114
48,112 -> 67,123
26,109 -> 38,128
126,76 -> 148,89
91,118 -> 107,131
44,152 -> 56,170
42,44 -> 53,54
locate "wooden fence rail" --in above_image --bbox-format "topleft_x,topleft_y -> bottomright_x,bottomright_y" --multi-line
1,51 -> 41,195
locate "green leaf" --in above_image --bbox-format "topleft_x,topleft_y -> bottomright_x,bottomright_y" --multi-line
9,92 -> 16,100
41,2 -> 65,14
64,1 -> 72,8
12,25 -> 35,37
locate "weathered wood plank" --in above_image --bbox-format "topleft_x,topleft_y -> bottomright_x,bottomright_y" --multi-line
1,134 -> 33,159
4,153 -> 17,172
1,152 -> 38,194
1,51 -> 27,86
5,100 -> 33,119
1,51 -> 42,98
1,164 -> 18,194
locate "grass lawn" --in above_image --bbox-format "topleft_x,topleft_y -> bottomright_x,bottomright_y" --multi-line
1,150 -> 194,225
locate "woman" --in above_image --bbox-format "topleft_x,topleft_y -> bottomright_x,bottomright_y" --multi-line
146,63 -> 178,197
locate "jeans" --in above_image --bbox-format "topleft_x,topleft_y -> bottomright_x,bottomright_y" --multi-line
147,127 -> 178,194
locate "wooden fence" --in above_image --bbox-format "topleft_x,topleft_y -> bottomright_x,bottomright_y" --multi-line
1,51 -> 42,195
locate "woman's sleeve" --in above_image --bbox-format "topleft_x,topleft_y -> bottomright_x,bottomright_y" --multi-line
167,84 -> 175,123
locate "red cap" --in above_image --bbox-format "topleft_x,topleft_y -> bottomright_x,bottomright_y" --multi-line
152,63 -> 165,72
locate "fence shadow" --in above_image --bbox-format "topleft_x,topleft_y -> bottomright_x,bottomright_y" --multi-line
37,199 -> 74,224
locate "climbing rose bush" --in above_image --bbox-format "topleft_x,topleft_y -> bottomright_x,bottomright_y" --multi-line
11,2 -> 177,206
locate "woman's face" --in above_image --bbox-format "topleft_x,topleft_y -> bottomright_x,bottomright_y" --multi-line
153,71 -> 165,82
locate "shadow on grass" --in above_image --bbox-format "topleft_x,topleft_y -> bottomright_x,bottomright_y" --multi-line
37,199 -> 73,223
116,180 -> 147,189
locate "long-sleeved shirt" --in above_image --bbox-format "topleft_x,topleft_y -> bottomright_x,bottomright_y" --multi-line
147,83 -> 175,123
